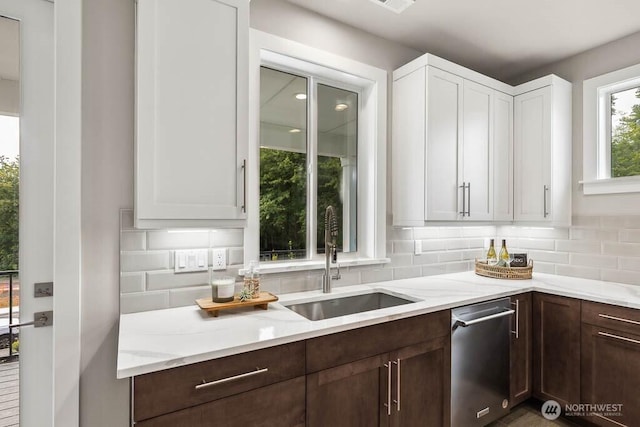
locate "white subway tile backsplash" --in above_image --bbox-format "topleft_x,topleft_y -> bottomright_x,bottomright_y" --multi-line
121,231 -> 146,251
361,268 -> 393,284
210,229 -> 243,247
120,290 -> 170,314
528,250 -> 569,264
120,215 -> 640,314
601,269 -> 640,286
619,229 -> 640,243
569,253 -> 618,269
147,270 -> 209,291
602,242 -> 640,257
556,264 -> 601,281
169,285 -> 211,308
121,251 -> 171,272
438,251 -> 463,262
555,240 -> 601,254
601,216 -> 640,229
393,266 -> 422,280
514,238 -> 555,251
619,257 -> 640,272
532,261 -> 556,274
570,228 -> 618,242
120,272 -> 145,293
147,230 -> 209,250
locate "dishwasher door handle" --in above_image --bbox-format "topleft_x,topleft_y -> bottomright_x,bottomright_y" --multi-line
454,308 -> 515,327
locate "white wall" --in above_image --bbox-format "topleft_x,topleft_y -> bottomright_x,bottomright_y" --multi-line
80,0 -> 132,425
509,30 -> 640,217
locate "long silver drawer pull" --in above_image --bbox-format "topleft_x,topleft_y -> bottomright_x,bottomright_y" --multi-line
195,367 -> 268,390
543,185 -> 549,218
383,362 -> 392,416
598,331 -> 640,345
459,182 -> 466,217
598,313 -> 640,326
511,300 -> 520,339
455,308 -> 515,327
393,359 -> 401,412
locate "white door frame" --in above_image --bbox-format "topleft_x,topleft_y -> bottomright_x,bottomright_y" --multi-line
53,0 -> 82,426
2,0 -> 82,425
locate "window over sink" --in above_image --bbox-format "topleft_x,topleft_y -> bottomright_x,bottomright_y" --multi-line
246,31 -> 387,271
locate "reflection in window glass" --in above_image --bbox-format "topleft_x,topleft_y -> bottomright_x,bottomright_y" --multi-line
316,84 -> 357,255
259,67 -> 307,262
611,86 -> 640,178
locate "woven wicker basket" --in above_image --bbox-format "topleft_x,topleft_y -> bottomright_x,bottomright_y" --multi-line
474,259 -> 533,280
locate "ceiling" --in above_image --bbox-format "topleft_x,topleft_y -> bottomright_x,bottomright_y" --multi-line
286,0 -> 640,82
0,16 -> 19,82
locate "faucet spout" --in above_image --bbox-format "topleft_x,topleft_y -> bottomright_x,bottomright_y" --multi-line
323,206 -> 339,293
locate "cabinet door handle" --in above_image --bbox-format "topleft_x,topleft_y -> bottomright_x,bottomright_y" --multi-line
598,313 -> 640,326
383,361 -> 392,416
195,367 -> 268,390
459,182 -> 466,217
393,359 -> 401,412
543,185 -> 549,218
511,300 -> 520,339
241,159 -> 247,213
598,331 -> 640,346
467,182 -> 471,216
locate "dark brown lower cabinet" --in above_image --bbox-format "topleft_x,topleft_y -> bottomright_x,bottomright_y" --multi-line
137,376 -> 305,427
509,292 -> 532,407
581,301 -> 640,427
532,293 -> 581,407
306,335 -> 450,427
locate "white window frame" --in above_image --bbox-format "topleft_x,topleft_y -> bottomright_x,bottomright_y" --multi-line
582,63 -> 640,195
246,30 -> 388,273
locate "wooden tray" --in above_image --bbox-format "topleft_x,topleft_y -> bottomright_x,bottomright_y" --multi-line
196,292 -> 279,317
475,259 -> 533,280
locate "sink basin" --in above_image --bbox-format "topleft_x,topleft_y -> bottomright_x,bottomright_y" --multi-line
284,291 -> 416,321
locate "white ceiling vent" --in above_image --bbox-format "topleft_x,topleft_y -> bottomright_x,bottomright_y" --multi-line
371,0 -> 415,14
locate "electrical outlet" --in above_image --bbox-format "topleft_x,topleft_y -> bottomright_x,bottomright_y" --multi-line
211,248 -> 227,270
414,240 -> 422,255
174,249 -> 208,273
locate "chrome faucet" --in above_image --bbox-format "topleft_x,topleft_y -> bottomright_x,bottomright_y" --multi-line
323,205 -> 340,293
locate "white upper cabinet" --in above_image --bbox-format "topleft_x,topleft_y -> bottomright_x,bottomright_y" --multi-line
135,0 -> 248,228
514,77 -> 572,226
427,67 -> 463,221
392,54 -> 513,225
493,91 -> 514,222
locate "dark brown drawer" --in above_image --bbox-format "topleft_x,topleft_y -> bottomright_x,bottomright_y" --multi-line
133,341 -> 305,422
306,310 -> 450,373
582,300 -> 640,335
137,376 -> 306,427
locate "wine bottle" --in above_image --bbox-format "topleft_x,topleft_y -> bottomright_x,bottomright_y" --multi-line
486,239 -> 497,265
499,239 -> 509,264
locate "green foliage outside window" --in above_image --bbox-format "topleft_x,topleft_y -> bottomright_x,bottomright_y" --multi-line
0,156 -> 19,271
612,89 -> 640,178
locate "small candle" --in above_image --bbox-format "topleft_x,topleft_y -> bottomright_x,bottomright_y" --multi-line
211,276 -> 235,303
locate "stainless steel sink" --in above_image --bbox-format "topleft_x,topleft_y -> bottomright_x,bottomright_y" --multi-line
284,291 -> 416,321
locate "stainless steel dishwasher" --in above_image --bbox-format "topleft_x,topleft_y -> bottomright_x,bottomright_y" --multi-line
451,298 -> 514,427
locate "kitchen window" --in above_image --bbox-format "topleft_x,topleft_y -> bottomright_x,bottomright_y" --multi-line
259,67 -> 358,262
582,63 -> 640,194
246,31 -> 387,271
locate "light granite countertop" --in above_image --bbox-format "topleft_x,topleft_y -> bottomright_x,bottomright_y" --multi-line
116,271 -> 640,379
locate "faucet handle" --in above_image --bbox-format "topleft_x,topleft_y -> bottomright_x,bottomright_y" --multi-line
332,245 -> 337,263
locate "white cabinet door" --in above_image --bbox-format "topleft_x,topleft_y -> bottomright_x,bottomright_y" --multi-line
426,67 -> 463,221
461,80 -> 493,221
493,91 -> 514,221
514,86 -> 552,222
392,67 -> 426,226
136,0 -> 248,228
